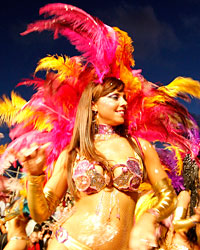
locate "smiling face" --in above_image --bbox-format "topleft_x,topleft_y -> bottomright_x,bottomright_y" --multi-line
93,90 -> 127,126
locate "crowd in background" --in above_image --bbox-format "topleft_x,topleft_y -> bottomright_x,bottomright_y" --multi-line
0,192 -> 74,250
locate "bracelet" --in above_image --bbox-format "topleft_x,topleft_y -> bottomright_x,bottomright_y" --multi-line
148,178 -> 177,222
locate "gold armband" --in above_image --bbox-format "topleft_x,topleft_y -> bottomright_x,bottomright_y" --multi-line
28,175 -> 60,223
0,210 -> 20,224
148,178 -> 177,222
173,206 -> 196,232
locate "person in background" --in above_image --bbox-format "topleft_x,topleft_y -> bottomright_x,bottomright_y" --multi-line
43,229 -> 52,250
27,231 -> 40,250
33,224 -> 44,250
158,154 -> 200,250
0,198 -> 30,250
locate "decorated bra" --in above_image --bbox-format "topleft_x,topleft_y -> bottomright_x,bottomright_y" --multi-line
72,154 -> 144,194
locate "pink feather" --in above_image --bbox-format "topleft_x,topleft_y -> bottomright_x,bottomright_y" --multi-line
21,3 -> 117,82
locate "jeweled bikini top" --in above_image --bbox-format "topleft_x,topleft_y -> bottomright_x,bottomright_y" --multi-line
72,155 -> 144,194
72,124 -> 144,194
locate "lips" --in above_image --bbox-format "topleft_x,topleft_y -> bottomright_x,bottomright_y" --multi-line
116,110 -> 125,116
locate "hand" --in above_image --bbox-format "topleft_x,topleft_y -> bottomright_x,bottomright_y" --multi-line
129,212 -> 158,250
16,143 -> 50,176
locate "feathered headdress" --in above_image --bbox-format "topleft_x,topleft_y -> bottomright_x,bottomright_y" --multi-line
0,3 -> 200,186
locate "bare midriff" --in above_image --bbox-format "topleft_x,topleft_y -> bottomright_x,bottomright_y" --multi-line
50,188 -> 137,250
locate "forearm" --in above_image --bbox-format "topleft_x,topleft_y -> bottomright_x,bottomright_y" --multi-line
28,175 -> 60,223
148,177 -> 177,222
173,218 -> 196,231
0,211 -> 20,224
173,206 -> 197,231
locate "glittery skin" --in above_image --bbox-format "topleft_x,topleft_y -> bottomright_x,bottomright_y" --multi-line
50,188 -> 136,250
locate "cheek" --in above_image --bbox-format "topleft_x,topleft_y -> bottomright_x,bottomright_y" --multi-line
99,99 -> 116,109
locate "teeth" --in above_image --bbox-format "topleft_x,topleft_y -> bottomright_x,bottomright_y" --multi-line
116,111 -> 125,115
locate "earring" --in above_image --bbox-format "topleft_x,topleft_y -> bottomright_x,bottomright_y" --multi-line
92,110 -> 98,123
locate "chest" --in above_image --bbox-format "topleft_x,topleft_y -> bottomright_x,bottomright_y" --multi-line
95,137 -> 136,164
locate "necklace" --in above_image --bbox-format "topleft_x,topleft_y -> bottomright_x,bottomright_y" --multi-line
94,124 -> 119,141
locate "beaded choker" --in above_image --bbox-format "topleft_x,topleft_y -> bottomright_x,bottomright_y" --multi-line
94,124 -> 119,141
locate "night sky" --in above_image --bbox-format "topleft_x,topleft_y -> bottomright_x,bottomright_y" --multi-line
0,0 -> 200,143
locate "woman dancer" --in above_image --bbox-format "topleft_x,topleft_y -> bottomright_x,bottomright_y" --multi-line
17,77 -> 176,250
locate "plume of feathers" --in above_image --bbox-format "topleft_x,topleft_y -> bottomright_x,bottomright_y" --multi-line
156,147 -> 184,193
21,3 -> 118,82
21,3 -> 141,91
126,75 -> 200,158
0,55 -> 94,177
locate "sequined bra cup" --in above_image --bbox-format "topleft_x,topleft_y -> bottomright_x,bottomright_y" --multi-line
72,155 -> 143,194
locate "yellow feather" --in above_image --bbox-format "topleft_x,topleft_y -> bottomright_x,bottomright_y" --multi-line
144,77 -> 200,110
143,95 -> 168,107
35,55 -> 83,82
159,77 -> 200,99
11,91 -> 27,108
32,112 -> 52,131
165,145 -> 184,175
0,92 -> 27,126
113,27 -> 142,94
0,92 -> 52,132
114,27 -> 135,67
16,109 -> 52,132
0,144 -> 7,155
135,191 -> 158,223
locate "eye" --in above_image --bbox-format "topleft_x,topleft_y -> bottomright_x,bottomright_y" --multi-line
108,94 -> 119,100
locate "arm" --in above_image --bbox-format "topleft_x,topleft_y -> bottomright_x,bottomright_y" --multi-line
140,139 -> 177,221
22,146 -> 68,223
129,139 -> 177,250
173,190 -> 200,232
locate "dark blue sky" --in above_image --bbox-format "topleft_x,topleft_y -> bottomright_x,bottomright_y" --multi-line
0,0 -> 200,142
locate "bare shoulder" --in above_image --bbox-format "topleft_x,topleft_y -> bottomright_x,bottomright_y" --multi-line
136,138 -> 167,182
136,138 -> 154,152
136,138 -> 161,163
50,147 -> 69,178
56,147 -> 69,166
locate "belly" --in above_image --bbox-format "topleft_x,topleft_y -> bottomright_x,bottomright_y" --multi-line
53,188 -> 137,250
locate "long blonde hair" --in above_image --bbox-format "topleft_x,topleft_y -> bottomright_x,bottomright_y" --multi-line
67,77 -> 142,197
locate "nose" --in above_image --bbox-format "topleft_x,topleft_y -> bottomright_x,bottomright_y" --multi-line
119,96 -> 127,107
